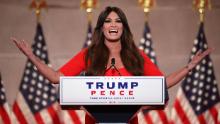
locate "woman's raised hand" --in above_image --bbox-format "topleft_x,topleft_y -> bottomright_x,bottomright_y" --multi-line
166,47 -> 213,88
11,37 -> 34,57
10,37 -> 62,83
187,48 -> 213,71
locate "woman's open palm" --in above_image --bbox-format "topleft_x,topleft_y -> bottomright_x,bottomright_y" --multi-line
188,48 -> 213,70
11,37 -> 34,57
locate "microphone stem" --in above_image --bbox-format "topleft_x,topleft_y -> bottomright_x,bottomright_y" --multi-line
112,66 -> 121,76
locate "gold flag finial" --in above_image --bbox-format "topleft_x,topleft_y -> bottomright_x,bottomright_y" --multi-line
80,0 -> 98,22
138,0 -> 154,13
29,0 -> 48,22
193,0 -> 211,22
80,0 -> 98,13
138,0 -> 154,22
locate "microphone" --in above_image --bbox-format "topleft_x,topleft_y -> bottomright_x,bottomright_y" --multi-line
111,58 -> 121,76
104,58 -> 121,76
111,58 -> 115,66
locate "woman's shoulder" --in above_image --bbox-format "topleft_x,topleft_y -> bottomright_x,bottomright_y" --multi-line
74,48 -> 88,56
138,49 -> 151,60
139,49 -> 145,55
80,47 -> 89,53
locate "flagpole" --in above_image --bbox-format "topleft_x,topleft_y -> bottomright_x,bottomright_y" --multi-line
138,0 -> 159,66
137,1 -> 170,124
80,0 -> 98,48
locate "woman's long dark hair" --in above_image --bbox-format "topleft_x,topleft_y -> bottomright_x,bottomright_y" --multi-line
85,6 -> 144,76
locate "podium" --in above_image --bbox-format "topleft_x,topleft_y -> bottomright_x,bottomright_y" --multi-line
60,76 -> 166,123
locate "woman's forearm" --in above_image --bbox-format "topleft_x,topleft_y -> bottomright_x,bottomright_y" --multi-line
28,53 -> 62,84
166,65 -> 190,88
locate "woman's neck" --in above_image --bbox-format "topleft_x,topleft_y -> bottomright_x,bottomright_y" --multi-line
104,40 -> 124,69
104,40 -> 121,54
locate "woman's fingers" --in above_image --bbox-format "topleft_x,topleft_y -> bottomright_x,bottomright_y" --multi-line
21,40 -> 26,47
191,48 -> 212,63
195,50 -> 202,56
194,48 -> 213,63
196,48 -> 212,57
202,48 -> 213,57
12,38 -> 22,49
10,37 -> 20,46
11,37 -> 26,48
197,48 -> 212,60
10,37 -> 32,56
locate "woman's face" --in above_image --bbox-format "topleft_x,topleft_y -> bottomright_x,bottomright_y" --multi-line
102,11 -> 123,42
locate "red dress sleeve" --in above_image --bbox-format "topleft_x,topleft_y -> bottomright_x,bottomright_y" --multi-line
140,51 -> 163,76
59,49 -> 87,76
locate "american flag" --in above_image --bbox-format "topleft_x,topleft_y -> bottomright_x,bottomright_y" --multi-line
136,108 -> 170,124
80,20 -> 97,123
139,22 -> 158,66
83,21 -> 93,48
79,21 -> 93,77
170,22 -> 220,124
137,22 -> 170,124
0,74 -> 12,124
12,23 -> 86,124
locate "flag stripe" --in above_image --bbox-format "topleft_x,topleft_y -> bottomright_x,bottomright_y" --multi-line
176,89 -> 198,123
34,112 -> 44,124
68,110 -> 82,124
13,102 -> 28,124
75,110 -> 87,124
47,105 -> 60,124
174,99 -> 190,124
137,111 -> 147,124
0,75 -> 12,124
171,108 -> 182,124
16,94 -> 37,124
216,103 -> 220,124
40,108 -> 53,124
198,114 -> 206,124
210,105 -> 218,124
0,106 -> 11,124
149,111 -> 158,123
129,115 -> 138,124
203,109 -> 214,124
158,110 -> 169,123
85,114 -> 96,124
60,110 -> 73,124
144,113 -> 153,124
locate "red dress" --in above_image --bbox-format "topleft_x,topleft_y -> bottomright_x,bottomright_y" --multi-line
59,48 -> 163,76
59,48 -> 167,124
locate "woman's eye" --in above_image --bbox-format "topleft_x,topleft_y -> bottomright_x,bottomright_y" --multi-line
104,20 -> 111,23
116,20 -> 122,23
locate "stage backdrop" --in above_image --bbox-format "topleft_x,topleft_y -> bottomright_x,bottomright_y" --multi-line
0,0 -> 220,108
